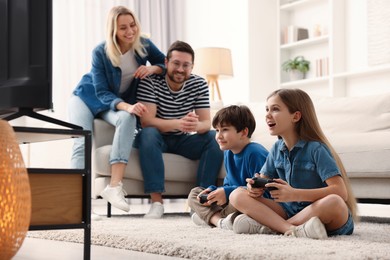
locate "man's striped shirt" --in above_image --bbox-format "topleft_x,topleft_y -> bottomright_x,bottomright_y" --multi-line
137,74 -> 210,135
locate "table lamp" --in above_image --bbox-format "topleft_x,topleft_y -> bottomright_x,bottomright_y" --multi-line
193,47 -> 233,101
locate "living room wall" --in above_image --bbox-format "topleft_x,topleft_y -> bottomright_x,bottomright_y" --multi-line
182,0 -> 277,105
18,0 -> 390,168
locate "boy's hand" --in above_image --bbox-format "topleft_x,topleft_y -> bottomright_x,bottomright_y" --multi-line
197,189 -> 211,205
203,189 -> 227,206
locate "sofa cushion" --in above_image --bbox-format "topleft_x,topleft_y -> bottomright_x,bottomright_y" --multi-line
314,93 -> 390,134
328,132 -> 390,174
94,146 -> 200,183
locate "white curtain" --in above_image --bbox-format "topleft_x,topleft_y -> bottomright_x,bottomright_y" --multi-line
134,0 -> 185,52
50,0 -> 184,122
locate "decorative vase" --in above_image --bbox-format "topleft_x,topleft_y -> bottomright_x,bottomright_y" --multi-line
289,70 -> 305,81
0,120 -> 31,260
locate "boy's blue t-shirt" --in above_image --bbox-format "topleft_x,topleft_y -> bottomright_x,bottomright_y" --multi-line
208,142 -> 268,201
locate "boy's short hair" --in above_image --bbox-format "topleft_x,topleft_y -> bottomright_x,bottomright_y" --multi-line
212,105 -> 256,138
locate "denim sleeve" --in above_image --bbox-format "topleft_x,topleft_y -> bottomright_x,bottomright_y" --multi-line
91,44 -> 123,110
143,38 -> 166,74
260,143 -> 278,179
313,144 -> 340,181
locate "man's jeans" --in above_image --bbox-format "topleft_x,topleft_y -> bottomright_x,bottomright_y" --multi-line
68,95 -> 137,168
134,127 -> 224,193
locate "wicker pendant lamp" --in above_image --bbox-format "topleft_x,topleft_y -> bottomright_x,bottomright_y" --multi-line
0,120 -> 31,260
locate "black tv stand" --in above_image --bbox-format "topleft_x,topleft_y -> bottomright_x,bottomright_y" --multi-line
3,108 -> 82,130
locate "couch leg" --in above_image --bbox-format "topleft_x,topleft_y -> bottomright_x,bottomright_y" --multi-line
107,202 -> 111,218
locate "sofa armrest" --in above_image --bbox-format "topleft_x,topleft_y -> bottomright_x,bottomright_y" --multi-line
93,119 -> 115,149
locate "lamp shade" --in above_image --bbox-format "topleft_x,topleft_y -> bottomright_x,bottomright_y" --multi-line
193,47 -> 233,79
0,120 -> 31,260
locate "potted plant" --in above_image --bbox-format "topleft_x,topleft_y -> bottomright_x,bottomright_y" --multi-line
282,56 -> 310,81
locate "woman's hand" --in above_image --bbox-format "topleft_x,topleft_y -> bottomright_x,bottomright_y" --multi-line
126,102 -> 148,117
134,65 -> 161,79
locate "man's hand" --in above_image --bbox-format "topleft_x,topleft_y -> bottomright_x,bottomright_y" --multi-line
180,112 -> 199,133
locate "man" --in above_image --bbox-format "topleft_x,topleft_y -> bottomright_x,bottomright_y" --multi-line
136,40 -> 224,219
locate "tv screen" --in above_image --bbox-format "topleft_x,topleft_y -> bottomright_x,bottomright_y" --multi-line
0,0 -> 52,118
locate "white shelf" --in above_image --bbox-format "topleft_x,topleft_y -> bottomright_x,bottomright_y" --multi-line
280,0 -> 326,11
277,0 -> 390,97
334,64 -> 390,79
280,35 -> 329,50
281,76 -> 329,88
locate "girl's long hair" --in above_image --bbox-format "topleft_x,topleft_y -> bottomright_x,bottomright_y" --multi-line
105,6 -> 146,67
267,88 -> 358,221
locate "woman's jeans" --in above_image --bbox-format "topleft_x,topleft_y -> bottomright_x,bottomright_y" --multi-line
134,127 -> 224,194
68,95 -> 137,169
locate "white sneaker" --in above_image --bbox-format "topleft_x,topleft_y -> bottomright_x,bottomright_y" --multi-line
191,213 -> 209,227
100,182 -> 130,212
233,214 -> 276,234
144,202 -> 164,219
285,216 -> 328,239
217,212 -> 240,230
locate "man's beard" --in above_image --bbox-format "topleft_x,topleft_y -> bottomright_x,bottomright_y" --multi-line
167,71 -> 187,84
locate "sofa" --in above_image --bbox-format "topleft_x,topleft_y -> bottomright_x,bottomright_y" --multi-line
92,92 -> 390,212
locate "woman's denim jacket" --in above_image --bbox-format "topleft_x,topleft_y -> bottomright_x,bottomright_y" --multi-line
73,37 -> 165,116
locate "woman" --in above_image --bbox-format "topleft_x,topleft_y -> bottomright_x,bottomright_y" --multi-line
68,6 -> 165,212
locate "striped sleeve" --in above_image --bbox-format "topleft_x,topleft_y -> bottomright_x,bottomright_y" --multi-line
190,75 -> 210,109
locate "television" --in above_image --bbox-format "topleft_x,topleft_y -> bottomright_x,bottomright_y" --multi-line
0,0 -> 77,128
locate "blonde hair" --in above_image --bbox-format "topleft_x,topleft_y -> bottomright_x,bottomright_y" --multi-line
105,6 -> 146,67
267,88 -> 358,221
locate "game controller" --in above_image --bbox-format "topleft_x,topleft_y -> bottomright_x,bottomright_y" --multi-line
199,193 -> 209,204
251,177 -> 277,190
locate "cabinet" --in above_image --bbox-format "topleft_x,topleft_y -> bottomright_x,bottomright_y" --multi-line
14,126 -> 91,260
277,0 -> 390,97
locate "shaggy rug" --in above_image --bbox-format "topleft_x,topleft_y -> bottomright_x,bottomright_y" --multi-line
27,214 -> 390,260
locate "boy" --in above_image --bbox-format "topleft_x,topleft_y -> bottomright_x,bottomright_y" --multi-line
187,105 -> 269,229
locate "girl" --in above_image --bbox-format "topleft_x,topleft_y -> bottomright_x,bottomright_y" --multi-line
229,88 -> 358,239
68,6 -> 165,212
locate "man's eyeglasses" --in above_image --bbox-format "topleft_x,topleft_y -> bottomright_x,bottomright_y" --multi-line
169,60 -> 193,71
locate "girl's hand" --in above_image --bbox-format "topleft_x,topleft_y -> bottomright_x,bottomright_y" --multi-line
126,102 -> 148,117
246,175 -> 265,198
267,179 -> 295,202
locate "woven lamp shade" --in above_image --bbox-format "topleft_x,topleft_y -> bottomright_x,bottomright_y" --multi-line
0,120 -> 31,260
